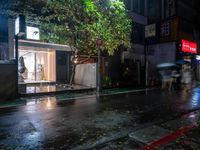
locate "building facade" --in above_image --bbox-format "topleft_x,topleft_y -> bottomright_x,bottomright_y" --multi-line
124,0 -> 200,84
0,12 -> 73,97
147,0 -> 200,70
0,14 -> 17,100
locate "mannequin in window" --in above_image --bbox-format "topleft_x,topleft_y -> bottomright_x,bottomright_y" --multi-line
18,56 -> 27,82
37,64 -> 45,80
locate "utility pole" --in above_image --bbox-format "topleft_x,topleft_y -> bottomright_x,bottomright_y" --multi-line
96,38 -> 103,95
144,38 -> 148,87
144,24 -> 156,87
14,35 -> 19,94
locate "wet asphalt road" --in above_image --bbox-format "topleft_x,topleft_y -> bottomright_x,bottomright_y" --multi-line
0,87 -> 200,149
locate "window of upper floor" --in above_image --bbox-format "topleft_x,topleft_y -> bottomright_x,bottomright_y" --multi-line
147,0 -> 160,22
131,22 -> 145,44
124,0 -> 146,16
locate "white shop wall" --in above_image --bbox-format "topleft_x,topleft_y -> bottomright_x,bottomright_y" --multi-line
74,63 -> 96,87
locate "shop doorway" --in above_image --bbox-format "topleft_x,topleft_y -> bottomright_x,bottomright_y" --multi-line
56,51 -> 71,83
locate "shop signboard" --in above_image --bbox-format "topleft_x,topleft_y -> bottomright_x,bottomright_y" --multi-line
145,24 -> 156,38
26,26 -> 40,40
181,39 -> 197,54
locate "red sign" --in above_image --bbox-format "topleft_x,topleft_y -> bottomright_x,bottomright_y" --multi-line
96,38 -> 103,47
181,39 -> 197,54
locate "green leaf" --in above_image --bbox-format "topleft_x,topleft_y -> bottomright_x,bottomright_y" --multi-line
37,0 -> 132,55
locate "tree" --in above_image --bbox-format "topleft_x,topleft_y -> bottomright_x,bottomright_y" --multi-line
38,0 -> 132,55
0,0 -> 45,18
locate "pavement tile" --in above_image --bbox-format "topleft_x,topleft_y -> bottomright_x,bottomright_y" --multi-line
99,137 -> 143,150
185,128 -> 200,144
128,125 -> 171,144
161,118 -> 193,131
160,112 -> 199,130
155,123 -> 200,149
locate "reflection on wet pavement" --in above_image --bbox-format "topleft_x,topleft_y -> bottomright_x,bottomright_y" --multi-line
0,87 -> 200,149
191,87 -> 200,108
21,84 -> 91,94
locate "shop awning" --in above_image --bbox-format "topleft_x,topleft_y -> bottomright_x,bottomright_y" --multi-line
19,40 -> 72,51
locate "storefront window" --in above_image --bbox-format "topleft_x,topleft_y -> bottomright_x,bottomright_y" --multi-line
124,0 -> 145,15
178,1 -> 194,22
132,0 -> 138,12
124,0 -> 131,10
140,0 -> 145,15
148,0 -> 160,22
18,46 -> 56,83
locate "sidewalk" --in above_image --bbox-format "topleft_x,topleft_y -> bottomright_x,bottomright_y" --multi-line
138,111 -> 199,150
98,110 -> 200,150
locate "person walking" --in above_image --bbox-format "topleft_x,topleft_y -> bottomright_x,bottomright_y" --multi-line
159,69 -> 173,91
180,64 -> 192,92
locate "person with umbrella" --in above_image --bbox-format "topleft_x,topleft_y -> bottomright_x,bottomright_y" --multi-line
176,59 -> 193,92
180,64 -> 192,92
157,63 -> 176,90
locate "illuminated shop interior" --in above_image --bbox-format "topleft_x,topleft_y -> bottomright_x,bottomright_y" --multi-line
18,46 -> 56,83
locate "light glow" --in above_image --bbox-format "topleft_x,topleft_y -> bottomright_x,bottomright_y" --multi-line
181,39 -> 197,54
196,55 -> 200,60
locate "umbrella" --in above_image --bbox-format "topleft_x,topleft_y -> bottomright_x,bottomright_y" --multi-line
156,63 -> 177,68
176,59 -> 190,65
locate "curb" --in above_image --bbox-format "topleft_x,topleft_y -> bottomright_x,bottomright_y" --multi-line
0,98 -> 27,109
140,125 -> 197,150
